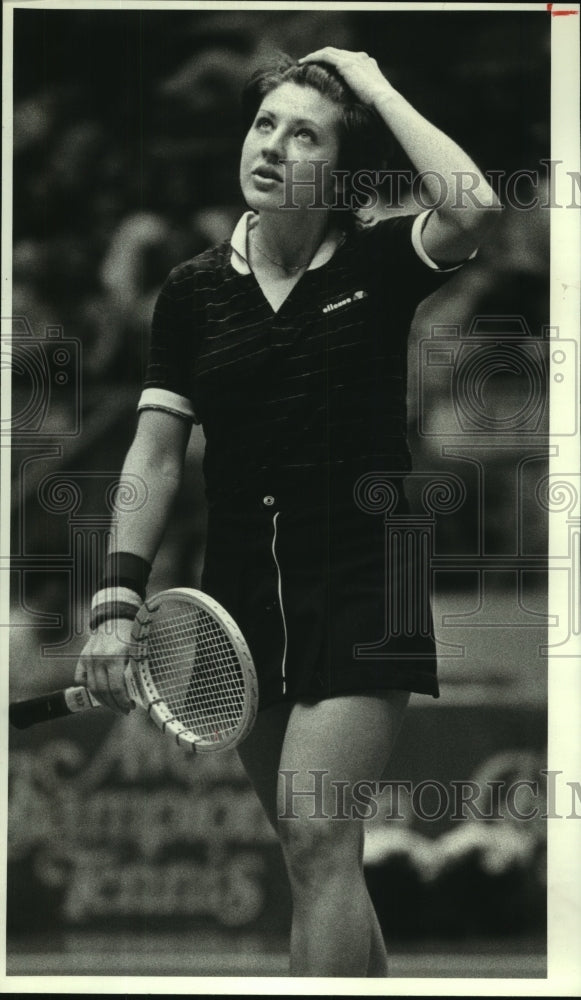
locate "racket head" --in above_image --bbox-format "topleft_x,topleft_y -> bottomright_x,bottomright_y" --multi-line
130,588 -> 258,753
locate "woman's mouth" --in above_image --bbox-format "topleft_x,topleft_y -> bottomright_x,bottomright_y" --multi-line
252,166 -> 283,183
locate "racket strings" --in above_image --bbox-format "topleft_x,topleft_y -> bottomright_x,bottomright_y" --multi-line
144,606 -> 247,740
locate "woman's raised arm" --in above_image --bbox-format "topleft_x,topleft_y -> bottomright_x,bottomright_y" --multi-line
300,47 -> 501,263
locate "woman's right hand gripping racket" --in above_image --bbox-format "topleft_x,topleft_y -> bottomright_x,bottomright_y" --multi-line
9,588 -> 259,753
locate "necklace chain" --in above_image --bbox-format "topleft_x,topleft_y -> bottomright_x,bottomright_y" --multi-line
250,230 -> 313,273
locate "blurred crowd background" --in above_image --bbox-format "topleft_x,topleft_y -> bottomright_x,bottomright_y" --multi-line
8,7 -> 551,969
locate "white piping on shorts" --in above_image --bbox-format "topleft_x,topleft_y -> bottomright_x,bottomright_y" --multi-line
271,512 -> 288,694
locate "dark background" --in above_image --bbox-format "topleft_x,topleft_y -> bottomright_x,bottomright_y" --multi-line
11,5 -> 551,587
8,6 -> 550,973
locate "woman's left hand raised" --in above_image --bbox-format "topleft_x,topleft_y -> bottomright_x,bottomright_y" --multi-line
298,48 -> 394,107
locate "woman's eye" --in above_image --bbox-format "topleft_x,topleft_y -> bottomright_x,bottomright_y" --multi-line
255,117 -> 273,131
296,129 -> 315,142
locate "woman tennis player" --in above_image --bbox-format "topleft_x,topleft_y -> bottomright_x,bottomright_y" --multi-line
77,49 -> 499,976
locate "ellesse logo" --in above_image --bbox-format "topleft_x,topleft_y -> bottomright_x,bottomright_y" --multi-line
322,289 -> 368,315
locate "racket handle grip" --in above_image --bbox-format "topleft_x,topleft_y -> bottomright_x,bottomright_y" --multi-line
9,686 -> 101,729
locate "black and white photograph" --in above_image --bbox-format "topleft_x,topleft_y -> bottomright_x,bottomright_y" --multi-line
1,1 -> 580,993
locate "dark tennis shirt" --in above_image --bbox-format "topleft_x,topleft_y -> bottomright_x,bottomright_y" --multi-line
139,211 -> 468,505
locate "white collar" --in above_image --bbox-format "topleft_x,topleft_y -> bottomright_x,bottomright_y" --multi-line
230,211 -> 345,276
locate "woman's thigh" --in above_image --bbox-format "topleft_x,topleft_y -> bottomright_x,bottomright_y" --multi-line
238,688 -> 410,831
277,689 -> 410,824
237,699 -> 293,829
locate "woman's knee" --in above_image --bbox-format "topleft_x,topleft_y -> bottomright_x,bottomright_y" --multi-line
278,814 -> 362,889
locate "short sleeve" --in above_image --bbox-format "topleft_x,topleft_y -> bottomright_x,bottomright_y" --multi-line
138,265 -> 201,423
411,210 -> 478,272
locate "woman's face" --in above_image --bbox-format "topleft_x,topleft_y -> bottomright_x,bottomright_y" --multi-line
239,81 -> 343,215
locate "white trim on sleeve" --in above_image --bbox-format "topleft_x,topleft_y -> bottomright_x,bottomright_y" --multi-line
411,210 -> 478,273
137,388 -> 198,423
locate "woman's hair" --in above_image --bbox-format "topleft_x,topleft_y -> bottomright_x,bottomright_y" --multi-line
241,53 -> 392,220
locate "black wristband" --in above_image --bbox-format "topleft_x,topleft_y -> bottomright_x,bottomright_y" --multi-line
97,552 -> 151,600
90,601 -> 140,631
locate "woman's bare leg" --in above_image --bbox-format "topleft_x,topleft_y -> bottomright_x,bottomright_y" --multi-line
237,690 -> 409,977
275,690 -> 409,977
237,700 -> 293,829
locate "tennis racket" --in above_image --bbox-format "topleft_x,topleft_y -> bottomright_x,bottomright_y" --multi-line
9,588 -> 259,753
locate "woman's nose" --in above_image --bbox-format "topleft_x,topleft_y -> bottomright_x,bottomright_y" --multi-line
262,129 -> 284,162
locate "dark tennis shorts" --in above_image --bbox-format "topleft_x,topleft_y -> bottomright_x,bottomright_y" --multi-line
201,476 -> 440,711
